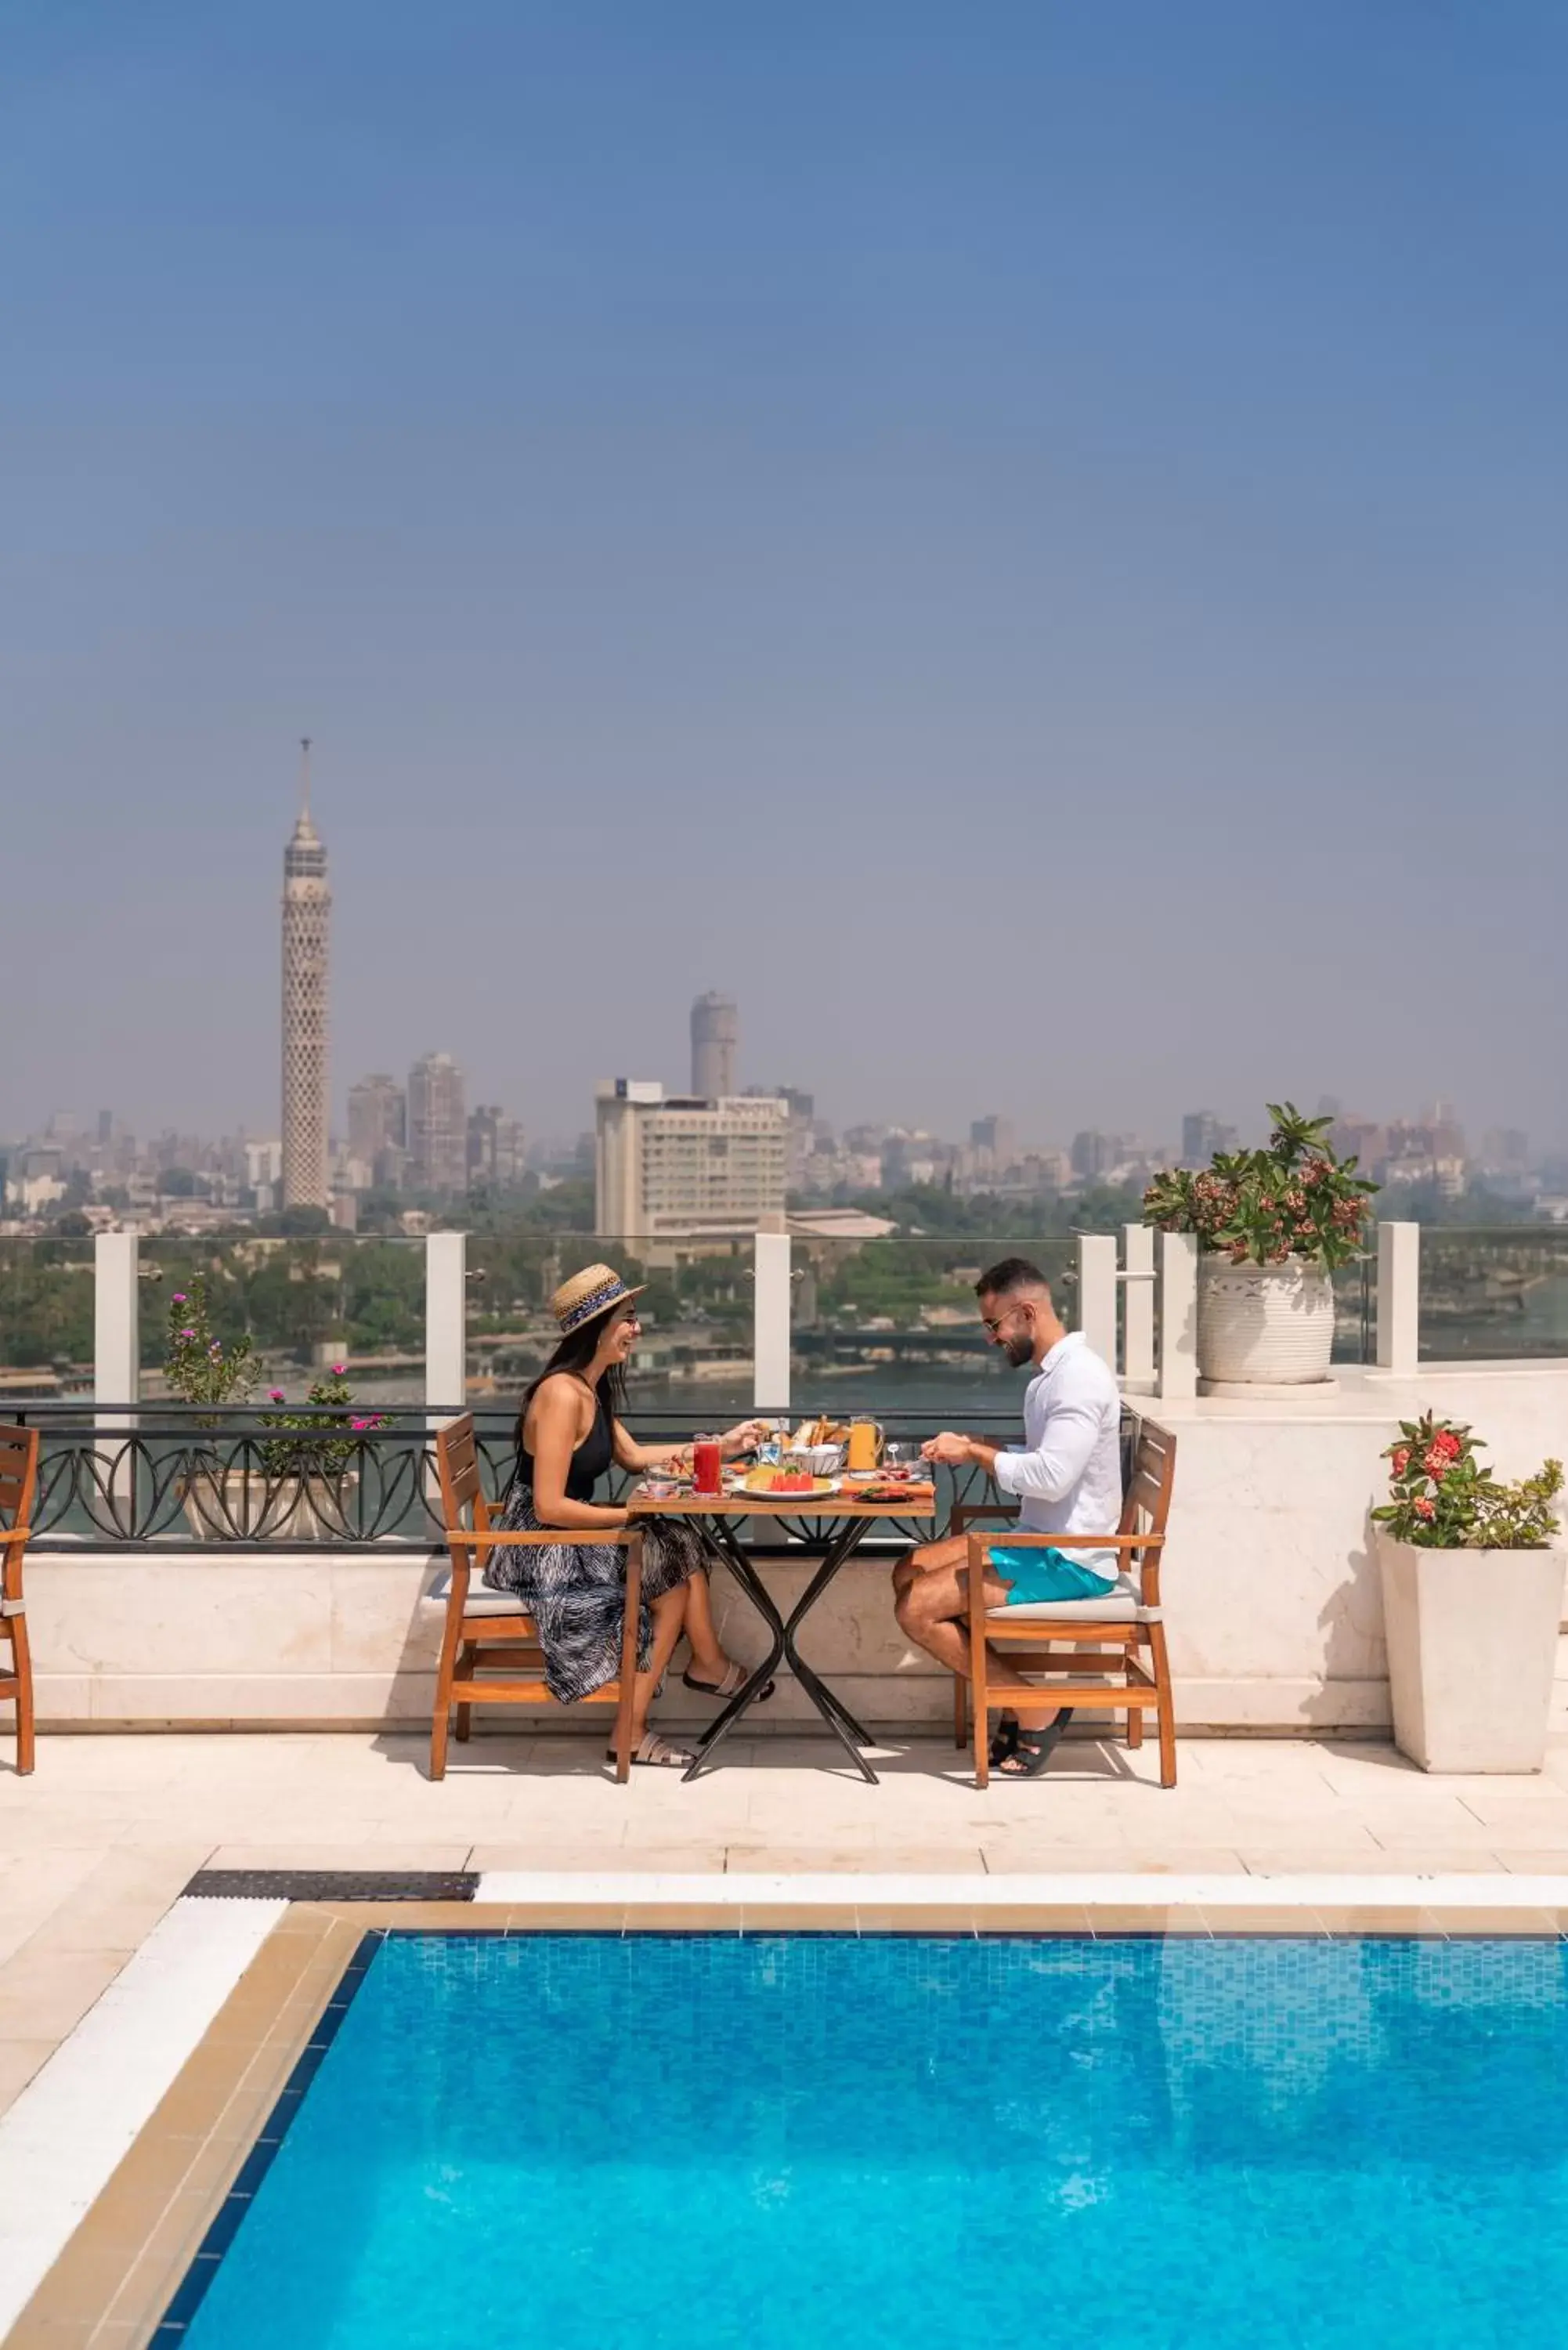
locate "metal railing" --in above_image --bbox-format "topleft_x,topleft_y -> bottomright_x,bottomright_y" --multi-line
9,1400 -> 1005,1553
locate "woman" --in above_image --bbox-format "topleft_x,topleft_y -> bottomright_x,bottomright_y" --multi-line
484,1262 -> 769,1768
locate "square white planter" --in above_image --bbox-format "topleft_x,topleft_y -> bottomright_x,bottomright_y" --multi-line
1376,1531 -> 1566,1773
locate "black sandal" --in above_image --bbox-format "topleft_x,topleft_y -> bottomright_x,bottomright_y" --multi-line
997,1708 -> 1075,1778
988,1712 -> 1020,1769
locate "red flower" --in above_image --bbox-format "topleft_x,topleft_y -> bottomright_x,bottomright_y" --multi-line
1414,1498 -> 1435,1520
1422,1445 -> 1451,1479
1391,1448 -> 1410,1476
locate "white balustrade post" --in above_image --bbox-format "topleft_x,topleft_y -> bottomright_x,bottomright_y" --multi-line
425,1231 -> 468,1418
753,1231 -> 792,1413
93,1229 -> 141,1517
1122,1222 -> 1155,1390
1076,1233 -> 1118,1371
1156,1231 -> 1198,1401
1376,1220 -> 1420,1375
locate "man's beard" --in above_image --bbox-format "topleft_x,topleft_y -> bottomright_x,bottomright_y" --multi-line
1003,1332 -> 1034,1368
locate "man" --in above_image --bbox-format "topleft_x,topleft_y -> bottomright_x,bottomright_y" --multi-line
893,1256 -> 1122,1778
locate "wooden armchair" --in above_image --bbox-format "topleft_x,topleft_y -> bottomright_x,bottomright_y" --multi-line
1,1424 -> 39,1775
956,1415 -> 1178,1788
428,1414 -> 641,1782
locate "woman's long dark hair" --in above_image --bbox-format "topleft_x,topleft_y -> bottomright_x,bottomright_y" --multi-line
515,1307 -> 630,1457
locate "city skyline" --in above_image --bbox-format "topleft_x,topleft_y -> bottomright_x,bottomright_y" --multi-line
5,5 -> 1566,1153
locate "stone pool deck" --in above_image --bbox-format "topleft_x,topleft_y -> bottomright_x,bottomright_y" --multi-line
9,1725 -> 1568,2124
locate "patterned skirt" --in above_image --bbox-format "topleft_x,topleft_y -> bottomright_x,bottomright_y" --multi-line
482,1484 -> 710,1706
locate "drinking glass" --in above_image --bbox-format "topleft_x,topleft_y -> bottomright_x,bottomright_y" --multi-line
692,1435 -> 723,1497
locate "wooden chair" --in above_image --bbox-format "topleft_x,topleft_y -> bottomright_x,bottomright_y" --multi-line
427,1414 -> 641,1782
1,1424 -> 39,1776
950,1415 -> 1178,1788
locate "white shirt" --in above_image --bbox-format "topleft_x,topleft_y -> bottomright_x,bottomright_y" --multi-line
991,1331 -> 1123,1575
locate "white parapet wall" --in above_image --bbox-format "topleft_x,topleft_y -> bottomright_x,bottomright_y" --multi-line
23,1358 -> 1568,1737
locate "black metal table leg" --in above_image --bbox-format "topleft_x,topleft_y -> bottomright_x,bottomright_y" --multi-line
781,1519 -> 880,1782
681,1517 -> 786,1781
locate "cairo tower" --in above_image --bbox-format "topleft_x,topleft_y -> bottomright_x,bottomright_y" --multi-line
281,739 -> 331,1209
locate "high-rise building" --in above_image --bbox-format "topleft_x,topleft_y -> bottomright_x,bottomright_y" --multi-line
1071,1130 -> 1110,1180
348,1076 -> 406,1184
595,1079 -> 786,1237
690,991 -> 738,1100
970,1115 -> 1017,1170
467,1104 -> 527,1190
281,740 -> 331,1209
1181,1111 -> 1237,1167
743,1086 -> 815,1186
406,1053 -> 468,1195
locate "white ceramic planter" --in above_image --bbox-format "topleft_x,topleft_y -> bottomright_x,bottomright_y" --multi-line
1376,1531 -> 1566,1772
1197,1253 -> 1335,1385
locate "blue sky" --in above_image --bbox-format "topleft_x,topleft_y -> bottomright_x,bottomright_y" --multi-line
5,0 -> 1565,1151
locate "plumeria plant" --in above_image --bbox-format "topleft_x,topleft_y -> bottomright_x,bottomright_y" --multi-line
1373,1412 -> 1563,1549
1141,1102 -> 1377,1271
259,1365 -> 391,1478
163,1278 -> 258,1413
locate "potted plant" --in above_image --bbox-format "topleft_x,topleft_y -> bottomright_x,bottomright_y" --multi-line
164,1279 -> 262,1537
1142,1102 -> 1377,1387
257,1369 -> 388,1540
1372,1412 -> 1564,1771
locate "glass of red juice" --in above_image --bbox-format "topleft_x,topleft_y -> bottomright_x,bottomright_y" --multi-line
692,1435 -> 723,1496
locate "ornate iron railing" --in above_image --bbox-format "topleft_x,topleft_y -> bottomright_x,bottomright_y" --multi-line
9,1403 -> 1007,1552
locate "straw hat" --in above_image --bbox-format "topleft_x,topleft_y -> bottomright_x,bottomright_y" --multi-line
549,1262 -> 647,1336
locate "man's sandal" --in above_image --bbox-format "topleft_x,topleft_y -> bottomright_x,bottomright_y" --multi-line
988,1712 -> 1020,1768
607,1732 -> 695,1769
996,1709 -> 1075,1778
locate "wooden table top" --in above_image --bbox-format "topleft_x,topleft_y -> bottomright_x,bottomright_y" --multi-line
628,1485 -> 937,1520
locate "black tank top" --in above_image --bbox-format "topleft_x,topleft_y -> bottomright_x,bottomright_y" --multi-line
518,1381 -> 613,1501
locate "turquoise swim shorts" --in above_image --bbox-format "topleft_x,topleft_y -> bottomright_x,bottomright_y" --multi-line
987,1546 -> 1118,1606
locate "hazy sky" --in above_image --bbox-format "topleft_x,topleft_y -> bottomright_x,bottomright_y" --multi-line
5,0 -> 1565,1152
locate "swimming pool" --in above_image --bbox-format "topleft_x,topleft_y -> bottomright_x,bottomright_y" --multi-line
166,1930 -> 1568,2349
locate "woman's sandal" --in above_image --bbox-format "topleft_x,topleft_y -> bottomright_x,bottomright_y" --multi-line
996,1708 -> 1075,1779
682,1661 -> 775,1704
607,1732 -> 695,1769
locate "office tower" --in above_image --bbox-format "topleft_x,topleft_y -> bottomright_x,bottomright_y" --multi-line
407,1052 -> 468,1195
1071,1130 -> 1110,1180
595,1079 -> 786,1237
467,1105 -> 527,1189
1181,1110 -> 1237,1166
970,1115 -> 1017,1170
281,740 -> 331,1209
348,1076 -> 406,1173
690,991 -> 738,1099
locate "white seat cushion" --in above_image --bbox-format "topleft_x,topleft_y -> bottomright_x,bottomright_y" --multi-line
422,1567 -> 528,1618
988,1570 -> 1154,1624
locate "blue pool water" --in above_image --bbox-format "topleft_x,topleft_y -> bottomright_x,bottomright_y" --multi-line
178,1932 -> 1568,2349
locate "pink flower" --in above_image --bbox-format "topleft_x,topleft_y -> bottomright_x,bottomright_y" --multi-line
179,1328 -> 195,1340
172,1292 -> 187,1304
269,1389 -> 287,1403
350,1417 -> 369,1430
331,1363 -> 346,1376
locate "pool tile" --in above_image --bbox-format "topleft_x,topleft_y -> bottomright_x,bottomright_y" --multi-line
1313,1907 -> 1451,1937
1198,1907 -> 1330,1937
1086,1906 -> 1212,1936
973,1906 -> 1097,1937
738,1907 -> 862,1934
620,1907 -> 744,1933
854,1907 -> 978,1934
